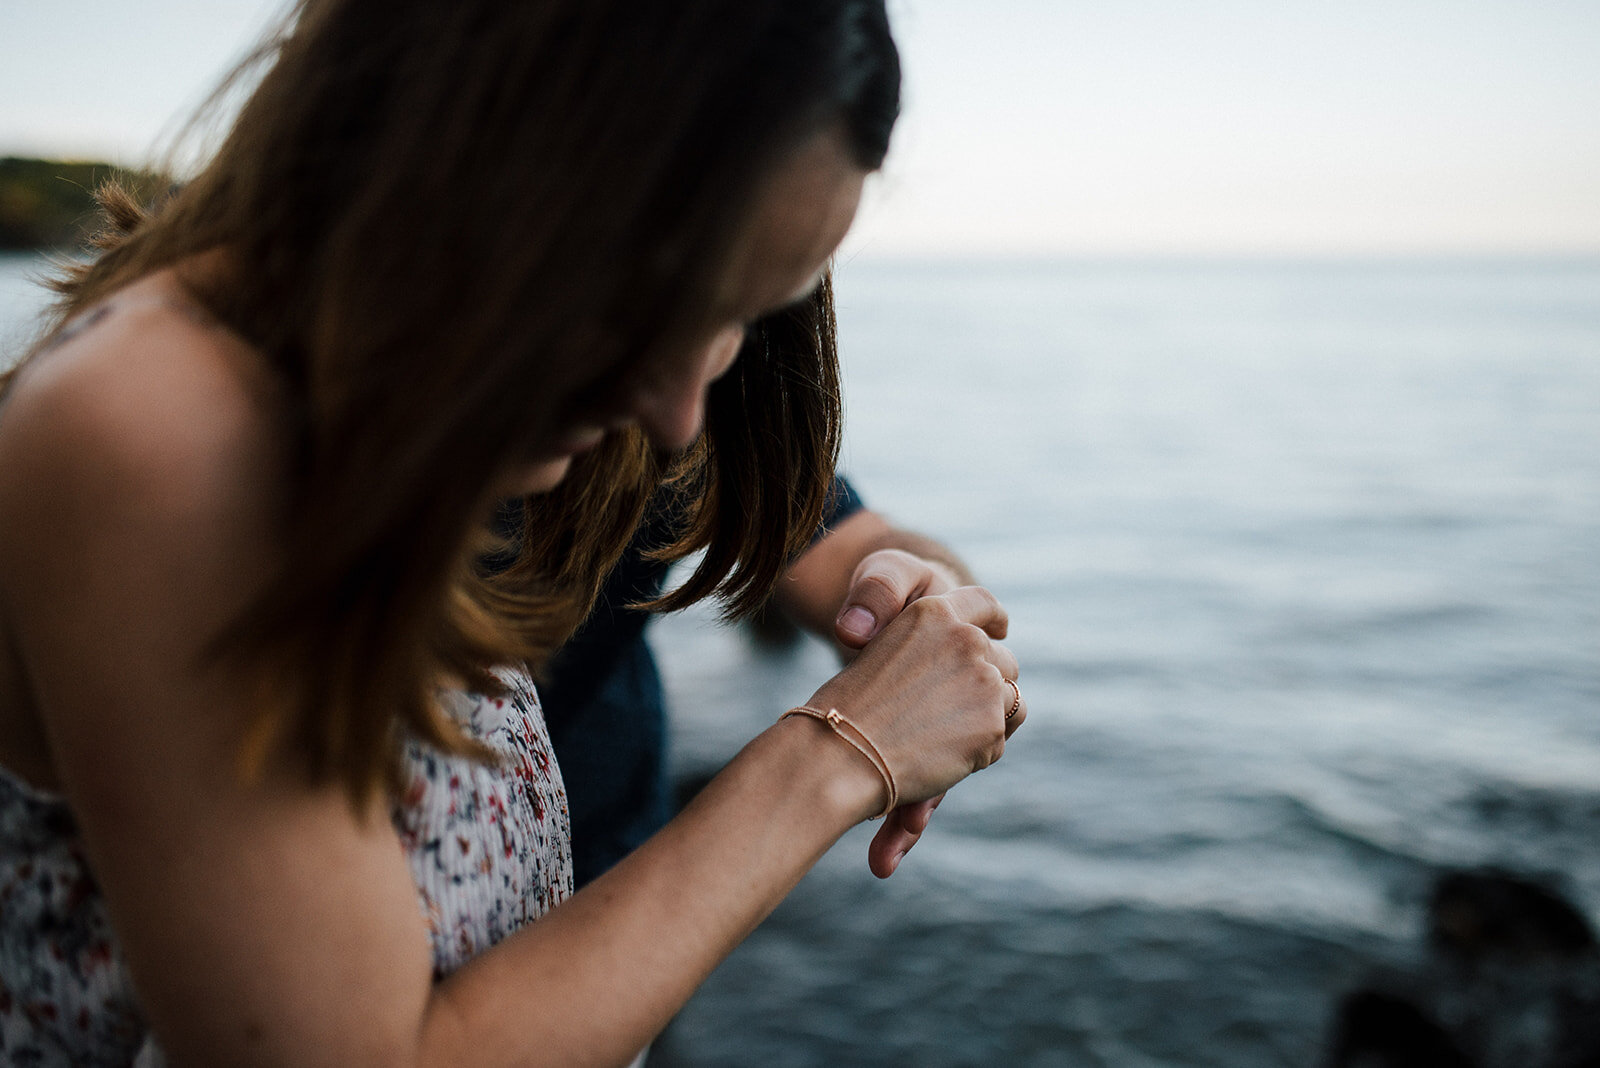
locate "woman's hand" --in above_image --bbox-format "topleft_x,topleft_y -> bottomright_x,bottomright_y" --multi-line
833,547 -> 965,877
828,550 -> 1021,877
804,584 -> 1025,841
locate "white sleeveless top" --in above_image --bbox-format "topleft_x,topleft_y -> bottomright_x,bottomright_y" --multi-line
0,671 -> 572,1065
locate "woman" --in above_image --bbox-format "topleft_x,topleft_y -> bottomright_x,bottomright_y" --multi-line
0,1 -> 1024,1064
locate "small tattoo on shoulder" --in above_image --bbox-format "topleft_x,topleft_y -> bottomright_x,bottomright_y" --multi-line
39,305 -> 113,353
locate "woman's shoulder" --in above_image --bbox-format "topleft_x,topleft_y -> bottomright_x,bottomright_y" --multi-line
0,272 -> 287,596
6,273 -> 276,474
0,273 -> 284,538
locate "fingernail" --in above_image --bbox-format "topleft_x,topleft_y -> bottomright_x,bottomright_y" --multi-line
838,605 -> 876,640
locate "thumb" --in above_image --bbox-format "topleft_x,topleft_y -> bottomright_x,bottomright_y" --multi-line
835,552 -> 921,648
835,602 -> 880,646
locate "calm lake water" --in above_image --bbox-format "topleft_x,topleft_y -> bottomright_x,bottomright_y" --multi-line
3,253 -> 1598,1065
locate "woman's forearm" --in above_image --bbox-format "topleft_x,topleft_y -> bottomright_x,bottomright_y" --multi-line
419,714 -> 881,1067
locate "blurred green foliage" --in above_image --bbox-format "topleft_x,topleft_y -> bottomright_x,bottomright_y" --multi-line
0,157 -> 169,251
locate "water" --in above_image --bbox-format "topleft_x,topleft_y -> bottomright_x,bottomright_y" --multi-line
650,257 -> 1600,1065
0,255 -> 60,365
4,253 -> 1598,1064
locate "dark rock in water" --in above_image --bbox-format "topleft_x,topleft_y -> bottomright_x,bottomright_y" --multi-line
1330,868 -> 1600,1068
1428,869 -> 1597,963
1327,989 -> 1478,1068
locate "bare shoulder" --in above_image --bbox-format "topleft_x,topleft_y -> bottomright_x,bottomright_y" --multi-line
0,274 -> 286,574
0,274 -> 289,751
0,283 -> 436,1064
0,275 -> 281,490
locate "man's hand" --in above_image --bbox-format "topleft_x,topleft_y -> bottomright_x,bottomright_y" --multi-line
834,547 -> 964,650
866,793 -> 945,878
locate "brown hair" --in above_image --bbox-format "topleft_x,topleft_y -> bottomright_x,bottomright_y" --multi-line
4,0 -> 900,802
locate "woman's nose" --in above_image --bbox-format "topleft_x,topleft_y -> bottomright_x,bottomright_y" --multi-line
627,326 -> 745,450
629,373 -> 708,451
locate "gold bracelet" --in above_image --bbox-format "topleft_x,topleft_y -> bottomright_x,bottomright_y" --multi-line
780,705 -> 898,820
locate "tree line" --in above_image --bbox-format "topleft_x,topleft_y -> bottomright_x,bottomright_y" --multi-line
0,157 -> 169,251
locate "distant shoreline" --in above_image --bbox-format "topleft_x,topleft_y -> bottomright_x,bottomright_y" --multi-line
2,158 -> 1596,267
0,157 -> 168,252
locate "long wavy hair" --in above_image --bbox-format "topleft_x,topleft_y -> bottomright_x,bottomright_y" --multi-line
2,0 -> 900,802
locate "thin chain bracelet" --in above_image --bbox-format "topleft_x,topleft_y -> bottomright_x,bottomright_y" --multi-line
780,705 -> 899,820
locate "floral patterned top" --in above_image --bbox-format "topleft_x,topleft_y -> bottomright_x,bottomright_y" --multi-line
0,670 -> 571,1065
396,674 -> 574,978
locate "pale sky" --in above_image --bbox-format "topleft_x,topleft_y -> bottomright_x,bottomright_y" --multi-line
3,0 -> 1598,257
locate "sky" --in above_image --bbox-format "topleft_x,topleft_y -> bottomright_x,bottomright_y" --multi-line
3,0 -> 1598,258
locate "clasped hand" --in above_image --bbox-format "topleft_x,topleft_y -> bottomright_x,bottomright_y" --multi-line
816,549 -> 1025,878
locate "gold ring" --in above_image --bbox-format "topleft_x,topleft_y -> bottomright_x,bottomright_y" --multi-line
1003,678 -> 1021,721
